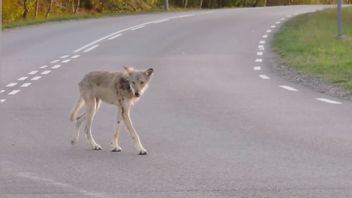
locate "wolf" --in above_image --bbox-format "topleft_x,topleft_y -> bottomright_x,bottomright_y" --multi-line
69,66 -> 154,155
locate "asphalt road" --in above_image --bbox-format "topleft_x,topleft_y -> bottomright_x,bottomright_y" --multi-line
1,5 -> 352,198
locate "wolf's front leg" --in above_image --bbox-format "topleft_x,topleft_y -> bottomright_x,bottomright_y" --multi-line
121,105 -> 147,155
112,108 -> 122,152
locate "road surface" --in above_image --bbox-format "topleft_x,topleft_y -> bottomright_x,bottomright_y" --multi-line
1,5 -> 352,198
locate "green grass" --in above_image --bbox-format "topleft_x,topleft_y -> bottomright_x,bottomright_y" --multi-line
272,7 -> 352,91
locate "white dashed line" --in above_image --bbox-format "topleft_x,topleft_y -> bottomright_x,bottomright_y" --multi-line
6,83 -> 17,87
31,76 -> 42,81
316,98 -> 342,105
287,15 -> 292,18
271,25 -> 276,28
281,17 -> 286,21
50,60 -> 60,64
71,55 -> 80,59
259,75 -> 270,80
40,65 -> 48,69
83,45 -> 99,53
276,21 -> 281,24
28,70 -> 38,75
41,70 -> 51,75
108,34 -> 122,40
262,34 -> 268,38
0,99 -> 6,103
52,65 -> 61,69
61,59 -> 71,63
279,85 -> 298,92
0,90 -> 5,93
60,55 -> 69,59
21,83 -> 32,88
258,45 -> 265,50
266,29 -> 272,33
18,77 -> 28,81
255,59 -> 262,63
8,90 -> 20,95
254,66 -> 261,71
259,40 -> 266,44
130,25 -> 145,31
257,51 -> 263,56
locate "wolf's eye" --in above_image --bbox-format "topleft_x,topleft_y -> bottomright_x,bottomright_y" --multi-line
140,81 -> 144,85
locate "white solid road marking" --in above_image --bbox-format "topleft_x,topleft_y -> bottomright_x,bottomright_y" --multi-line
281,17 -> 286,20
52,65 -> 61,69
259,74 -> 270,80
28,70 -> 38,75
254,66 -> 261,71
50,59 -> 60,64
266,29 -> 272,33
257,51 -> 263,56
18,77 -> 28,81
262,34 -> 268,38
279,85 -> 298,92
130,25 -> 145,31
21,83 -> 32,88
0,90 -> 5,93
8,90 -> 20,95
0,99 -> 6,103
40,65 -> 48,69
255,59 -> 262,63
108,34 -> 122,40
31,76 -> 42,81
6,83 -> 17,87
71,55 -> 80,59
83,45 -> 99,53
174,14 -> 194,18
73,16 -> 186,53
153,19 -> 170,24
60,55 -> 69,59
259,40 -> 266,44
61,59 -> 71,63
316,98 -> 342,105
41,70 -> 51,75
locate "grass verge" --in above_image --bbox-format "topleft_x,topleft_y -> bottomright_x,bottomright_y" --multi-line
272,7 -> 352,92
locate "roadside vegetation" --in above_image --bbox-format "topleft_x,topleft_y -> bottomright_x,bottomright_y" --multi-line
2,0 -> 348,29
272,7 -> 352,93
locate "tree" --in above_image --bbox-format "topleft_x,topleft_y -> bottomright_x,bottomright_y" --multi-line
46,0 -> 54,18
35,0 -> 40,18
22,0 -> 29,20
74,0 -> 80,14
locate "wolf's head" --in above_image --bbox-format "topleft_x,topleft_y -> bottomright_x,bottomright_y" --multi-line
123,66 -> 154,98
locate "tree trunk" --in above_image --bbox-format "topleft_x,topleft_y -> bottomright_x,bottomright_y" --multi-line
46,0 -> 54,18
23,0 -> 29,20
184,0 -> 188,8
71,0 -> 75,13
199,0 -> 203,8
74,0 -> 80,15
35,0 -> 40,18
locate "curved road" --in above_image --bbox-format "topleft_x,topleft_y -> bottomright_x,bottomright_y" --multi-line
1,5 -> 352,198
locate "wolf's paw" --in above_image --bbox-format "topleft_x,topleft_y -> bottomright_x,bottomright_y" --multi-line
111,146 -> 122,152
93,144 -> 102,151
138,149 -> 148,155
70,139 -> 78,145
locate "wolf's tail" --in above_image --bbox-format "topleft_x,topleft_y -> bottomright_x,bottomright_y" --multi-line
70,97 -> 84,122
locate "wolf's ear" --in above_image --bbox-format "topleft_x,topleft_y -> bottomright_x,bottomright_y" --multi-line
123,66 -> 134,74
145,68 -> 154,77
